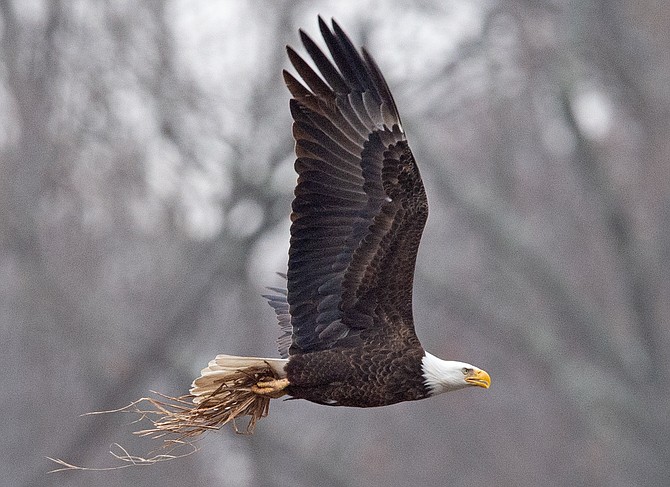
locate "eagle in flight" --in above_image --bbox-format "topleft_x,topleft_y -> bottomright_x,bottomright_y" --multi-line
150,17 -> 490,438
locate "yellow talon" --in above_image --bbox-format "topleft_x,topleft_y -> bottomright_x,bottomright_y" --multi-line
250,378 -> 290,398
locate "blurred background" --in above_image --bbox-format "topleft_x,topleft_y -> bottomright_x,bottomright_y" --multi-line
2,0 -> 668,486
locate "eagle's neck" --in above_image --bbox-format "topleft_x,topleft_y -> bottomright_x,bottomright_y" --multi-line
421,352 -> 470,396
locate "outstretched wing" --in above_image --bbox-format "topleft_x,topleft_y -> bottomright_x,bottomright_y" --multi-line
282,17 -> 428,355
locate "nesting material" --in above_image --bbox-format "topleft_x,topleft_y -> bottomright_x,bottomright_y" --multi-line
136,364 -> 281,438
48,361 -> 285,472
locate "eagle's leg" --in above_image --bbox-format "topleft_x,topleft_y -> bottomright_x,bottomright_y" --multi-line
251,378 -> 290,398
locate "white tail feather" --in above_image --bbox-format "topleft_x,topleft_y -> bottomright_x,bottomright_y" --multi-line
190,354 -> 288,404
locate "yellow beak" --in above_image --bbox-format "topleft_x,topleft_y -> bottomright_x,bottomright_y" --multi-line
465,368 -> 491,389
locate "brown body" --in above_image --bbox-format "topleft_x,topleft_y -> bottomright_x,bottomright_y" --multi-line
286,333 -> 428,407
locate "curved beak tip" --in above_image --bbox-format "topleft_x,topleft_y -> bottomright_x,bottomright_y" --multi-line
466,369 -> 491,389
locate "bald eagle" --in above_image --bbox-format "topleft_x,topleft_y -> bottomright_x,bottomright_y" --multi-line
147,17 -> 490,438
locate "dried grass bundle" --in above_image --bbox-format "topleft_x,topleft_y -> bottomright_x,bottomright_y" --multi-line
135,364 -> 280,438
49,363 -> 283,472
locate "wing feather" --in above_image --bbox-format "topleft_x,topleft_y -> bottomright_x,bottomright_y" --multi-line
299,29 -> 350,94
286,46 -> 334,98
279,18 -> 428,355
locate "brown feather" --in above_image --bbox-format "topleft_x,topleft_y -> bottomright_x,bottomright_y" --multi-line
282,18 -> 427,364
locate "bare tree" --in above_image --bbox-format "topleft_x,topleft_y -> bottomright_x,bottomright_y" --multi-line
0,1 -> 667,486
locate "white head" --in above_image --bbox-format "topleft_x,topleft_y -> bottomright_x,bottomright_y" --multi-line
421,351 -> 491,396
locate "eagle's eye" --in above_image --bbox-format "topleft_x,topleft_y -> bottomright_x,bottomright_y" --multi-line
461,367 -> 472,375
